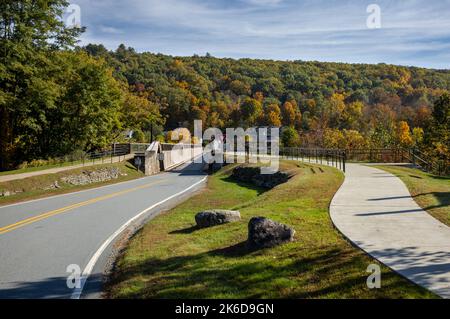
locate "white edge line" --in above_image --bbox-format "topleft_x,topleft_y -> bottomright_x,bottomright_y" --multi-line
70,176 -> 207,299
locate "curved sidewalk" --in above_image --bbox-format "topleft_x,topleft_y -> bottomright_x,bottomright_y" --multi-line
330,163 -> 450,298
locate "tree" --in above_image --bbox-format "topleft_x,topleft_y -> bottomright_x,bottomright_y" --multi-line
342,101 -> 363,129
281,101 -> 296,126
240,97 -> 263,127
53,51 -> 125,154
265,104 -> 282,127
323,128 -> 344,149
119,87 -> 164,142
281,127 -> 300,147
424,93 -> 450,161
396,121 -> 413,147
343,130 -> 367,150
0,0 -> 83,169
412,127 -> 424,147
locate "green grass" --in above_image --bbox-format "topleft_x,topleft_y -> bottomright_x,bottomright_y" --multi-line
106,161 -> 436,299
0,161 -> 144,206
374,165 -> 450,227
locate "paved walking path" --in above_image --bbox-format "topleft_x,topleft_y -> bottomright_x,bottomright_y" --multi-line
330,163 -> 450,298
0,154 -> 134,183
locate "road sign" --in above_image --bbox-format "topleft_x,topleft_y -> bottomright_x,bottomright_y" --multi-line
134,157 -> 142,166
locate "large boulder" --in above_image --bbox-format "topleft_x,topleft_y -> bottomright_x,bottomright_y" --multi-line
231,166 -> 290,189
195,210 -> 241,228
248,217 -> 295,249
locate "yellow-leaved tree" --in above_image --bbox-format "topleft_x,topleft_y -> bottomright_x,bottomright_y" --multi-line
396,121 -> 413,147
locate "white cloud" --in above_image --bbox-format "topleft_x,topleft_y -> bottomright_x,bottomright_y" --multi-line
99,25 -> 124,34
243,0 -> 283,6
72,0 -> 450,69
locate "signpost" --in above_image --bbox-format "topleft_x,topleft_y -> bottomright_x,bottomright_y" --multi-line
134,156 -> 142,172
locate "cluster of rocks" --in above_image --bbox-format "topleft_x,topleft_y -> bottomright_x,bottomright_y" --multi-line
194,210 -> 295,250
61,167 -> 121,186
231,166 -> 291,189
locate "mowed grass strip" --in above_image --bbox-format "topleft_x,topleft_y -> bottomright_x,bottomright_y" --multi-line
374,165 -> 450,227
107,161 -> 436,299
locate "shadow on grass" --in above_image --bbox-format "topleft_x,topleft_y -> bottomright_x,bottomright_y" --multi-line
221,176 -> 267,196
106,242 -> 436,299
415,192 -> 450,210
209,241 -> 252,257
169,225 -> 200,234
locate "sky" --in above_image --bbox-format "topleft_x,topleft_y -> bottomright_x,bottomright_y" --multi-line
68,0 -> 450,69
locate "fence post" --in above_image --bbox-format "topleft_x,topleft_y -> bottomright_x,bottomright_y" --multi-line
343,151 -> 346,173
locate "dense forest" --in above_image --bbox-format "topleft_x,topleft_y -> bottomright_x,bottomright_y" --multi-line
1,0 -> 449,171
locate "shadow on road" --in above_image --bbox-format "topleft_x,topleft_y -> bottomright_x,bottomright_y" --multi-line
0,274 -> 102,299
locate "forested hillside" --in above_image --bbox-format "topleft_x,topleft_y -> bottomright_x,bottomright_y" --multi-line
1,1 -> 449,171
85,43 -> 450,161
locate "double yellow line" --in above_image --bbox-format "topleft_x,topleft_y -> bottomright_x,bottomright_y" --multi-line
0,180 -> 164,235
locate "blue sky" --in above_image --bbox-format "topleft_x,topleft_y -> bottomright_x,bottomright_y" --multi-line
70,0 -> 450,69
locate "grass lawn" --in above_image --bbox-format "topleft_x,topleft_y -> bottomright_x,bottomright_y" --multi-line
0,162 -> 144,206
106,161 -> 436,299
374,165 -> 450,227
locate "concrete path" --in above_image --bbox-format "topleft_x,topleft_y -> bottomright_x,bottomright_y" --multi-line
0,160 -> 206,299
330,163 -> 450,298
0,154 -> 134,183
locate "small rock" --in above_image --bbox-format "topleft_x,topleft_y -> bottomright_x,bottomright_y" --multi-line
195,210 -> 241,228
247,217 -> 295,249
2,190 -> 11,197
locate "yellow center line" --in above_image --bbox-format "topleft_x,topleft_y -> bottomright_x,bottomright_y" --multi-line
0,180 -> 164,235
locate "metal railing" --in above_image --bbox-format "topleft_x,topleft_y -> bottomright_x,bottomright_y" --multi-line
345,147 -> 448,176
224,145 -> 347,172
279,147 -> 346,172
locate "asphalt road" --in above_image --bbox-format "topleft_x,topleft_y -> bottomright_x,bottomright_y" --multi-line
0,161 -> 207,299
